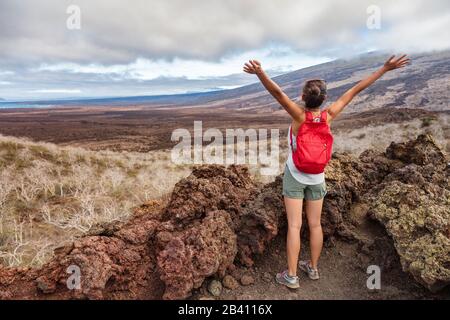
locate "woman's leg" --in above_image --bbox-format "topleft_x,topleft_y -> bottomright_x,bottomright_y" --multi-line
305,198 -> 324,269
284,196 -> 303,276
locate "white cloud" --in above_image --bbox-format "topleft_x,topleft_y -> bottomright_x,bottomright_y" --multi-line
1,0 -> 448,67
371,11 -> 450,52
0,0 -> 449,99
214,85 -> 244,90
30,89 -> 82,94
0,71 -> 15,76
35,45 -> 331,80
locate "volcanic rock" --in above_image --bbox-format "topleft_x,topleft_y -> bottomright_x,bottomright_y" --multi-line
366,134 -> 450,292
222,275 -> 239,290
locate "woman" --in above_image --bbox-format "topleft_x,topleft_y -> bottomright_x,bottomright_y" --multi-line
243,54 -> 409,288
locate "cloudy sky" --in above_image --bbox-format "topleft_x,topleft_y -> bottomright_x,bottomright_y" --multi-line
0,0 -> 449,100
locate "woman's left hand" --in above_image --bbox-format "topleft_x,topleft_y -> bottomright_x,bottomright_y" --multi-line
382,54 -> 410,72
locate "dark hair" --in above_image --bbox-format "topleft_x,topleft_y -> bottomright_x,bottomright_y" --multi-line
302,79 -> 327,109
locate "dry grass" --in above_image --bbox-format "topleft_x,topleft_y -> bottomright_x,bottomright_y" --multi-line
0,135 -> 191,267
333,113 -> 450,156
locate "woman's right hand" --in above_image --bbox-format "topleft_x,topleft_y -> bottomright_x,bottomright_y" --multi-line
243,60 -> 263,75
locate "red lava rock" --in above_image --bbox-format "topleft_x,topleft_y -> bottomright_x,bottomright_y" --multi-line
0,200 -> 166,300
262,272 -> 272,283
0,164 -> 290,300
237,176 -> 285,266
222,275 -> 239,290
162,165 -> 256,226
240,274 -> 255,286
156,210 -> 237,300
155,164 -> 285,298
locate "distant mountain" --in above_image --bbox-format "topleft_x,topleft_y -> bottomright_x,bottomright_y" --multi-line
1,91 -> 225,108
0,98 -> 5,101
188,50 -> 450,113
4,50 -> 448,113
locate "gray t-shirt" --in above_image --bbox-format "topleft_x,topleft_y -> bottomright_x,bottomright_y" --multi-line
286,126 -> 325,185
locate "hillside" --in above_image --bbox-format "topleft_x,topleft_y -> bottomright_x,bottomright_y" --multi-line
190,50 -> 450,113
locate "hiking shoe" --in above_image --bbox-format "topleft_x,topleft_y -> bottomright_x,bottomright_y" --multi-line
275,270 -> 300,289
299,261 -> 320,280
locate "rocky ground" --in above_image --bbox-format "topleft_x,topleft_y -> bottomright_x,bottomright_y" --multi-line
0,134 -> 449,300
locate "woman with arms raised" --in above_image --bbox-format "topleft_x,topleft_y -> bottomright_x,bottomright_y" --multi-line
243,54 -> 409,288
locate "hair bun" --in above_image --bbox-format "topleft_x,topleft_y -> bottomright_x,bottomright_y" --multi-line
311,85 -> 322,96
305,85 -> 322,96
302,79 -> 327,109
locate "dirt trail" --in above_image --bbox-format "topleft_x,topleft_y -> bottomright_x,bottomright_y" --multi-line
212,221 -> 449,300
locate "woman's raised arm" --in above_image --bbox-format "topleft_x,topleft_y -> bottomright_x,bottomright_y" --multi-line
244,60 -> 304,122
327,54 -> 410,120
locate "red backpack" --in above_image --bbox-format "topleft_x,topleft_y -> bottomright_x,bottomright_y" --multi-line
290,110 -> 334,174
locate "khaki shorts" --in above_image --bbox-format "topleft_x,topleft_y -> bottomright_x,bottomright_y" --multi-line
282,166 -> 327,200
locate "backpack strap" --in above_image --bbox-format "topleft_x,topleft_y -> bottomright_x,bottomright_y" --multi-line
320,110 -> 328,122
305,110 -> 327,122
289,126 -> 293,149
